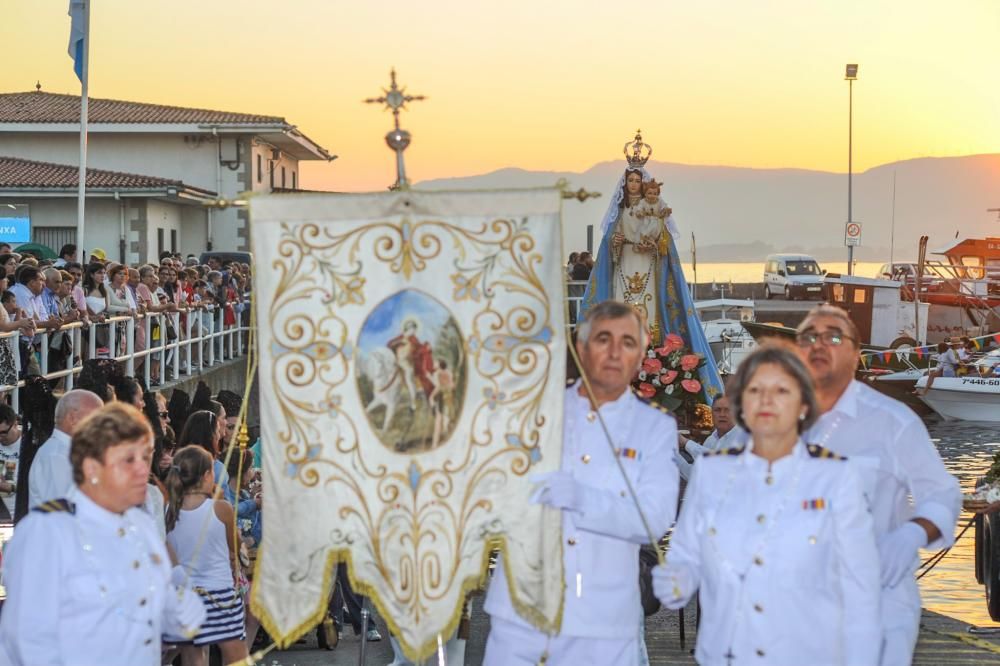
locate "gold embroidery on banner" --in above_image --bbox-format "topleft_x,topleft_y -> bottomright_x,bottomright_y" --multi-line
263,215 -> 559,661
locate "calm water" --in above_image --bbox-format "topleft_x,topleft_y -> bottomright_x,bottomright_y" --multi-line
919,417 -> 1000,626
679,261 -> 886,284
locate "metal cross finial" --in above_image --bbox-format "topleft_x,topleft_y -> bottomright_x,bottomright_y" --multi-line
364,68 -> 427,190
364,68 -> 426,131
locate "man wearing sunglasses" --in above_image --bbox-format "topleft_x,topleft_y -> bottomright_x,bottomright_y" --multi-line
793,304 -> 960,666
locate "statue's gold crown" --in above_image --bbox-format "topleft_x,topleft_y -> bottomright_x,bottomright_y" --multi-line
623,130 -> 652,168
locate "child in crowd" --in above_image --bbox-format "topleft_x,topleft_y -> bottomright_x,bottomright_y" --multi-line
165,446 -> 249,665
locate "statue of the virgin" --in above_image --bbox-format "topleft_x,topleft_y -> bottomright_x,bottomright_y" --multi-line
581,131 -> 723,403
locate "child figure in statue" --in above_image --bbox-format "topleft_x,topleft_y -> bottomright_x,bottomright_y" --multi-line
634,178 -> 680,245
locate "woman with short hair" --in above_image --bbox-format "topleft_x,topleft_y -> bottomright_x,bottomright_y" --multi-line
653,345 -> 881,665
0,403 -> 205,664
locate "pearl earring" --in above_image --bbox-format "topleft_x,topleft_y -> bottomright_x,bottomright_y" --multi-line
90,476 -> 99,485
798,413 -> 807,421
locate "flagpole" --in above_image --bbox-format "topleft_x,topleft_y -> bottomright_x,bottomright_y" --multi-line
76,0 -> 90,260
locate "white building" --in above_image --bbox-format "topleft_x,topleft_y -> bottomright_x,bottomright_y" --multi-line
0,89 -> 334,263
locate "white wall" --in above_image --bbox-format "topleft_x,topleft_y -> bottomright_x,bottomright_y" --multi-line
146,200 -> 182,260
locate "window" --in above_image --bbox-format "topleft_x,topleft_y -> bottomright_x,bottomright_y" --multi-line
831,284 -> 845,302
281,166 -> 286,189
157,228 -> 164,257
852,288 -> 867,304
170,229 -> 177,253
292,171 -> 297,190
786,261 -> 821,276
257,154 -> 262,184
269,164 -> 274,189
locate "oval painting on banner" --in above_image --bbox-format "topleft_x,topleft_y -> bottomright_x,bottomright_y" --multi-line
356,289 -> 467,453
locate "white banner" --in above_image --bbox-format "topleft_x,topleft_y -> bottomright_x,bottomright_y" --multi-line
250,189 -> 566,660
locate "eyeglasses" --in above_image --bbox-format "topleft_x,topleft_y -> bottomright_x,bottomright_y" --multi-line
795,331 -> 855,347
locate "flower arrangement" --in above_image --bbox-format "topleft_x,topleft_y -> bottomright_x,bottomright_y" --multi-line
633,333 -> 709,423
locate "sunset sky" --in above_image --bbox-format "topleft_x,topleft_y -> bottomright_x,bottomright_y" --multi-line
2,1 -> 998,192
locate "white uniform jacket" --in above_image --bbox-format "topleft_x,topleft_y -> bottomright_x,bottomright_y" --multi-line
0,488 -> 205,666
485,382 -> 679,639
805,380 -> 961,551
667,439 -> 881,666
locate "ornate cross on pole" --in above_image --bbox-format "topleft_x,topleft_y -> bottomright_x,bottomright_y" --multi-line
364,68 -> 426,190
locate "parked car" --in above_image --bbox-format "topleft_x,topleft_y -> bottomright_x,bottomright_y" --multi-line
763,254 -> 825,300
876,262 -> 943,293
199,251 -> 253,268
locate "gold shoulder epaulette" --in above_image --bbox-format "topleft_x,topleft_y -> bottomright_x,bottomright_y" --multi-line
704,447 -> 744,457
636,397 -> 671,416
806,443 -> 846,460
32,498 -> 76,514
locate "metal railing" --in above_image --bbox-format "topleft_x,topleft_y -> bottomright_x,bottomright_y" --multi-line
0,305 -> 250,411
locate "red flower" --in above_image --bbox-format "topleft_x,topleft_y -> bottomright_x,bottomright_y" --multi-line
657,333 -> 685,354
637,382 -> 657,398
642,357 -> 663,374
661,369 -> 678,384
680,354 -> 701,371
681,379 -> 702,394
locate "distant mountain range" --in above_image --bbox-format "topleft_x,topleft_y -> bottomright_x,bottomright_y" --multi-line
415,154 -> 1000,263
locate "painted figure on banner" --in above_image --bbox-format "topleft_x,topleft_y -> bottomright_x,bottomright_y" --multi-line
358,289 -> 466,453
582,131 -> 724,402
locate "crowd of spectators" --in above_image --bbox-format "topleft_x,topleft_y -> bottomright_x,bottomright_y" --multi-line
0,243 -> 251,387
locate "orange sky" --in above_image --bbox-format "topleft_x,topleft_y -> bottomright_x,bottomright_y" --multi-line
2,1 -> 999,191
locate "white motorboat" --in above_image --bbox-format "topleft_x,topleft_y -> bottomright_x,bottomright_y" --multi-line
915,349 -> 1000,421
696,298 -> 757,374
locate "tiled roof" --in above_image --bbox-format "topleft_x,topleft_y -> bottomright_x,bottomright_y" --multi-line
0,91 -> 287,125
0,155 -> 211,192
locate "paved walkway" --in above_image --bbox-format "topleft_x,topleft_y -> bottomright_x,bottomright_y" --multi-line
256,602 -> 1000,665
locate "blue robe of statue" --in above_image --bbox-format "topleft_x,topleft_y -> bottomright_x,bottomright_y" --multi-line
580,169 -> 723,404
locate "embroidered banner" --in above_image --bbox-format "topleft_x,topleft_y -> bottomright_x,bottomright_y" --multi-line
250,189 -> 566,660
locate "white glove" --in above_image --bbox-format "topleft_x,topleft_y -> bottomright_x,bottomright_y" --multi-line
877,522 -> 926,588
163,584 -> 207,640
651,563 -> 696,610
529,471 -> 587,514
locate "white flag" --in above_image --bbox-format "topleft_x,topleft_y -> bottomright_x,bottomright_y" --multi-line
249,188 -> 567,661
67,0 -> 86,82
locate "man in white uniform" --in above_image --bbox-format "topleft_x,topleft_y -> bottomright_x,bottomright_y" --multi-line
673,392 -> 738,481
483,300 -> 679,666
28,389 -> 104,509
794,305 -> 961,665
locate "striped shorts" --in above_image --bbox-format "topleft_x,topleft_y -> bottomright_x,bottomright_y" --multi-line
192,586 -> 246,646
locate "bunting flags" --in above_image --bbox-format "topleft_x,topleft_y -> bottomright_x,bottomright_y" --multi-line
860,330 -> 1000,365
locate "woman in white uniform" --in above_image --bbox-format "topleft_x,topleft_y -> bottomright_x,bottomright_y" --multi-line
0,402 -> 205,665
653,346 -> 881,665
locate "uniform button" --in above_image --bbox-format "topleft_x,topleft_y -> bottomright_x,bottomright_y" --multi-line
753,604 -> 763,613
754,556 -> 763,566
756,514 -> 765,524
139,597 -> 147,606
586,412 -> 597,422
117,527 -> 126,537
756,649 -> 765,657
765,475 -> 774,485
567,538 -> 576,546
581,454 -> 591,464
708,527 -> 716,536
620,491 -> 626,497
133,560 -> 141,569
808,535 -> 817,545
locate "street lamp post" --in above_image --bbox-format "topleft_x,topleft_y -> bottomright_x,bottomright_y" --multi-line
845,63 -> 858,275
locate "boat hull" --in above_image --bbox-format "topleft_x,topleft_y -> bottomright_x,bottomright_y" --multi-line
915,376 -> 1000,422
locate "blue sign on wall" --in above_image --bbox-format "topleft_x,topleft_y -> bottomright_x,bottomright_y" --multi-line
0,217 -> 31,243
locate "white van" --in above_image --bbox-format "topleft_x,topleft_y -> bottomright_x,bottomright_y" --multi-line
763,254 -> 825,300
